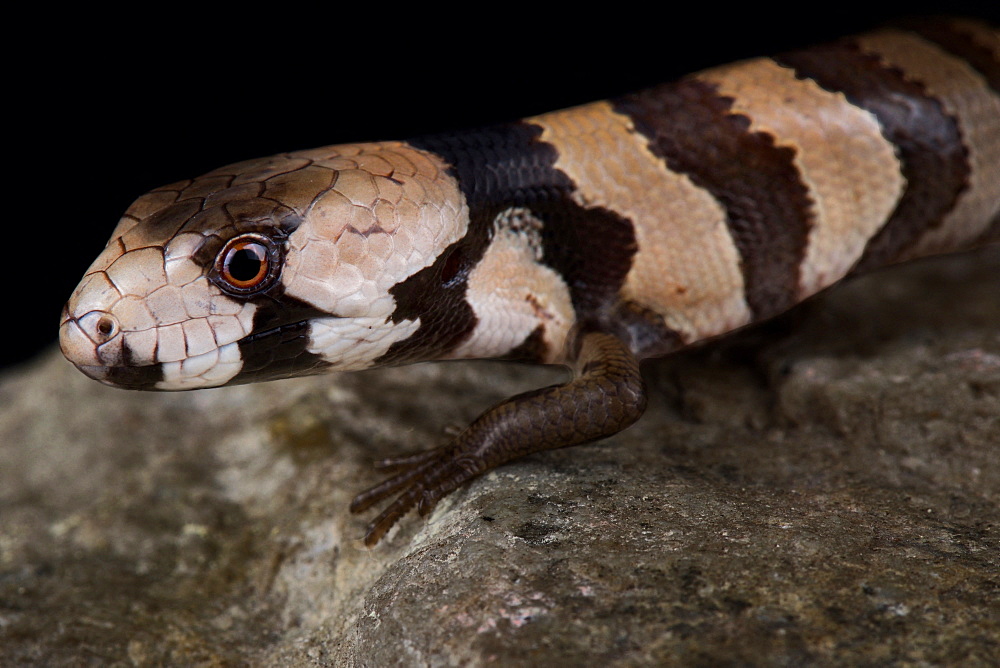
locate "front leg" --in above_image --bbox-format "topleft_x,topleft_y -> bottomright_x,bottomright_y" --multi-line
350,331 -> 647,545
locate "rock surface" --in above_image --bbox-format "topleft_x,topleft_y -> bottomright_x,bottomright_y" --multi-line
2,246 -> 998,666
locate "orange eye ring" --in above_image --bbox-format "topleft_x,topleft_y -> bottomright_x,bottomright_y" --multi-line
214,233 -> 281,295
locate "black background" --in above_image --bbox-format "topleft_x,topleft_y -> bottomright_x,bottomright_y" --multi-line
11,4 -> 999,372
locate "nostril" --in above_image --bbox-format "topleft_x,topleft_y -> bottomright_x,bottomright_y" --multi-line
77,311 -> 121,344
97,315 -> 116,337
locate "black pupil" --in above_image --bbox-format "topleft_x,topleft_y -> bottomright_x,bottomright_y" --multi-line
228,244 -> 265,281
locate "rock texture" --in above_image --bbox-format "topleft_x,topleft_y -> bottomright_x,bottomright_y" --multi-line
2,246 -> 998,666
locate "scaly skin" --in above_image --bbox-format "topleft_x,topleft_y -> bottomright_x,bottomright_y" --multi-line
61,19 -> 1000,543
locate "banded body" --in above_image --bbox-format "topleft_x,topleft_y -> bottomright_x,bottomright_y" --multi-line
60,19 -> 1000,544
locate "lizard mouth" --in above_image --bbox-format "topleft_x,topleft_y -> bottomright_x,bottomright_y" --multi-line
224,319 -> 332,386
72,362 -> 166,390
63,318 -> 324,391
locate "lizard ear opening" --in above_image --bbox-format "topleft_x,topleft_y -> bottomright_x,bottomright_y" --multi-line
440,245 -> 466,286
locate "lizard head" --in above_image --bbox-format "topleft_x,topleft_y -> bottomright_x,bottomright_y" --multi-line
59,142 -> 469,390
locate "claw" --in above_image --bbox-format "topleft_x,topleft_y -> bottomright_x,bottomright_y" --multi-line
416,491 -> 441,517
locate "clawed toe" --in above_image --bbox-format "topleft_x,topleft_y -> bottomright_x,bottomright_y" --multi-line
371,444 -> 452,472
350,447 -> 480,546
350,445 -> 462,545
350,452 -> 443,514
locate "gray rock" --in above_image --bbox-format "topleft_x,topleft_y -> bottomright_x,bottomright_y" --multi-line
2,246 -> 998,666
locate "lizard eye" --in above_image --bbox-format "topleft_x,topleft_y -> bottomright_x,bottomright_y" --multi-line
214,233 -> 282,295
